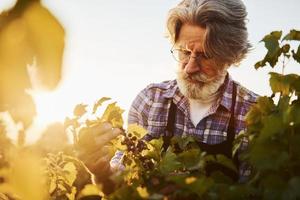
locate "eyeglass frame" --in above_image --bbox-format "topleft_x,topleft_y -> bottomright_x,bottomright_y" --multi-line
170,45 -> 213,63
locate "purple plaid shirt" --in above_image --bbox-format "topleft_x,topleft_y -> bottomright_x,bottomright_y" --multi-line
111,74 -> 258,180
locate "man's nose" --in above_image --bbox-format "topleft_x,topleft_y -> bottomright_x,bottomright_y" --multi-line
184,56 -> 200,75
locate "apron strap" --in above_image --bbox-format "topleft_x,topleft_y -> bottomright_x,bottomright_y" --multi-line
162,100 -> 177,152
227,82 -> 237,144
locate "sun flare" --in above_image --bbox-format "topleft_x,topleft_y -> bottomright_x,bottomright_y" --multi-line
32,90 -> 74,126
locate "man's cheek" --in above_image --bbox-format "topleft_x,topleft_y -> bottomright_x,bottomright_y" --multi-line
200,64 -> 217,77
179,62 -> 187,70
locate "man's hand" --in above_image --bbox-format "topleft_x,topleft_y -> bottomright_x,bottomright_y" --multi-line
76,122 -> 123,189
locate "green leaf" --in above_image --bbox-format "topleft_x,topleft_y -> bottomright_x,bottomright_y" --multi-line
177,148 -> 203,170
146,138 -> 164,161
262,174 -> 286,200
148,138 -> 164,152
187,177 -> 214,196
159,150 -> 181,175
255,31 -> 283,68
215,155 -> 237,173
282,29 -> 300,41
269,72 -> 299,95
175,135 -> 196,150
259,114 -> 284,141
232,131 -> 247,157
257,96 -> 276,114
290,101 -> 300,125
226,185 -> 254,200
209,171 -> 233,184
92,97 -> 111,114
245,96 -> 275,127
245,105 -> 262,127
281,44 -> 290,53
249,142 -> 289,171
292,45 -> 300,64
290,135 -> 300,160
73,104 -> 88,117
254,60 -> 264,69
286,177 -> 300,198
262,31 -> 282,48
291,77 -> 300,93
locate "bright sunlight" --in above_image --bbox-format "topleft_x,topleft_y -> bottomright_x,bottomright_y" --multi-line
32,91 -> 70,125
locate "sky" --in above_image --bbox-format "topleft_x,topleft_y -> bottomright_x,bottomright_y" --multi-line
0,0 -> 299,142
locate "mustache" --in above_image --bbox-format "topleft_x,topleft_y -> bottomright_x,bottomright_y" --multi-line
177,68 -> 227,83
180,71 -> 215,83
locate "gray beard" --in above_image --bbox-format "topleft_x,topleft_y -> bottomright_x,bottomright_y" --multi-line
176,70 -> 227,102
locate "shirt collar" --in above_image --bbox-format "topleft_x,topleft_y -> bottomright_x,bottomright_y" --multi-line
218,73 -> 234,112
162,80 -> 178,99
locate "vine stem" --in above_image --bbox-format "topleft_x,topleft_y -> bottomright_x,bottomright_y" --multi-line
282,55 -> 286,75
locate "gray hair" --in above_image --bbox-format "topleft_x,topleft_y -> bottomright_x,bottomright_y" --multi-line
166,0 -> 251,66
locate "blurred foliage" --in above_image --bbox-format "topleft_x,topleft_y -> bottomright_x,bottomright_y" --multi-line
34,123 -> 72,156
0,0 -> 65,128
45,152 -> 95,200
0,148 -> 48,200
0,121 -> 13,168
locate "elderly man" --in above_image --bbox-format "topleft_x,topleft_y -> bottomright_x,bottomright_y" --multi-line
84,0 -> 258,193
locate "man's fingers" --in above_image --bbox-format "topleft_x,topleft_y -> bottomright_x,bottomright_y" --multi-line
77,122 -> 122,158
88,154 -> 111,175
87,145 -> 110,157
94,128 -> 122,146
79,145 -> 109,161
91,122 -> 113,136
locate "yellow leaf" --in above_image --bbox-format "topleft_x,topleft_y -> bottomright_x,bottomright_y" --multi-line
93,97 -> 111,114
63,162 -> 77,185
73,104 -> 88,117
185,176 -> 197,184
136,186 -> 149,199
66,187 -> 76,200
49,179 -> 57,194
101,102 -> 124,128
57,183 -> 66,191
127,124 -> 148,139
77,184 -> 101,198
111,135 -> 127,151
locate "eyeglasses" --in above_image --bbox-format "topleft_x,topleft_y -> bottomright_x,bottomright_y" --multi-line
170,47 -> 212,63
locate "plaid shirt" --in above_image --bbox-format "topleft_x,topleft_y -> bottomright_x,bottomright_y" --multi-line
111,74 -> 258,180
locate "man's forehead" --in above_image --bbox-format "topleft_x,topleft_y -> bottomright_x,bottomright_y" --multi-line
177,38 -> 203,47
176,24 -> 206,49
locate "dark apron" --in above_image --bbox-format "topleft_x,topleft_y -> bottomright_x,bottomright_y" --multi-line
163,82 -> 239,181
